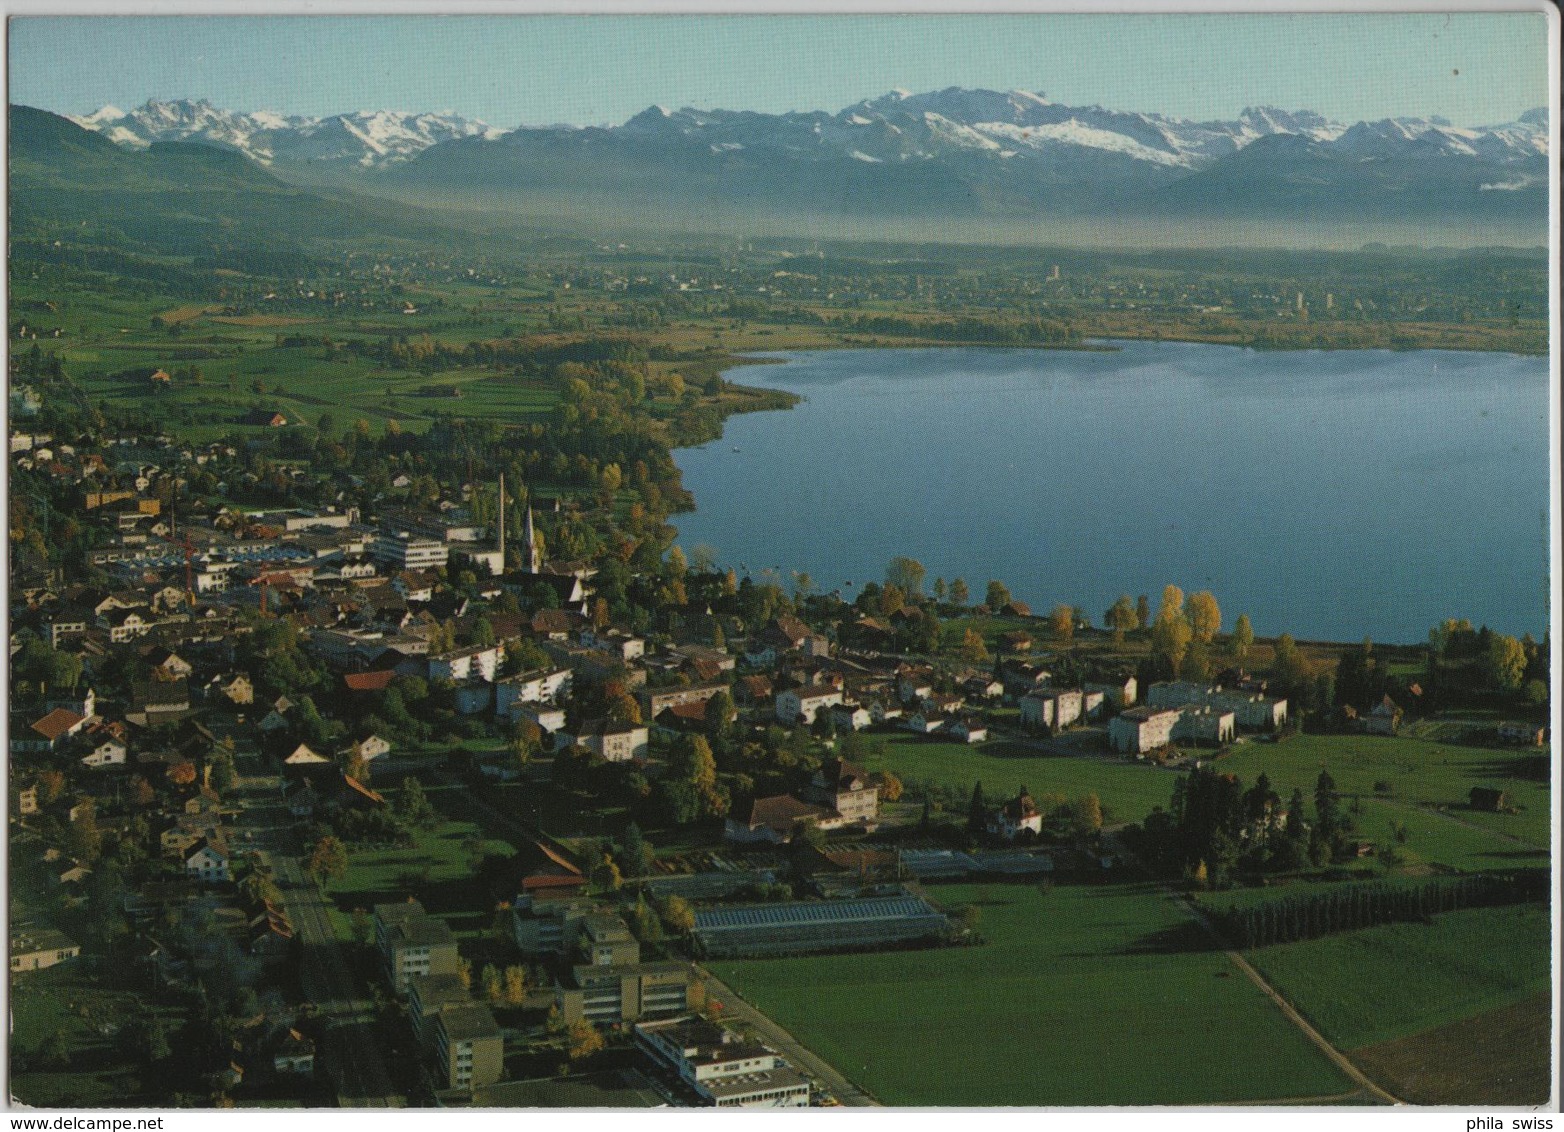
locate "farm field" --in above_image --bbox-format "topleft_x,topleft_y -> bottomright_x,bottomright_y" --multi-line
1241,902 -> 1552,1052
1351,993 -> 1553,1106
709,882 -> 1359,1106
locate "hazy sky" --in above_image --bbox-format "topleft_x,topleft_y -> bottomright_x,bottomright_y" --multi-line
7,12 -> 1552,128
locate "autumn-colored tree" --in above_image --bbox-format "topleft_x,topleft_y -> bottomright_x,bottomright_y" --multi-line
304,835 -> 348,883
1484,633 -> 1527,691
878,771 -> 904,803
504,965 -> 529,1006
958,627 -> 989,662
167,762 -> 197,787
481,963 -> 503,1004
566,1020 -> 605,1061
37,770 -> 66,805
1187,591 -> 1222,644
949,578 -> 970,608
985,580 -> 1011,610
660,895 -> 695,935
456,956 -> 473,991
1050,604 -> 1075,642
130,775 -> 157,808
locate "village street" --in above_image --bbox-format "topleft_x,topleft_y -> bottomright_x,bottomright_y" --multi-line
234,767 -> 404,1107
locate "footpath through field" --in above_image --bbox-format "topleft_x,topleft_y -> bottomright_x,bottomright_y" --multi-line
1104,830 -> 1401,1105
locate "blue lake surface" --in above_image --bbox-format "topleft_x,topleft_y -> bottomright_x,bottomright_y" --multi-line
671,342 -> 1551,644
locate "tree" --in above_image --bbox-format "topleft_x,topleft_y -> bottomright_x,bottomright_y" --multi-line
958,627 -> 989,662
591,852 -> 623,893
481,963 -> 504,1004
932,578 -> 947,603
1187,591 -> 1221,643
878,771 -> 904,803
1232,614 -> 1255,659
886,556 -> 926,598
667,735 -> 727,819
398,777 -> 437,827
305,835 -> 348,883
619,822 -> 654,878
566,1020 -> 605,1061
239,869 -> 282,907
1105,595 -> 1137,645
209,747 -> 238,795
704,690 -> 736,739
967,782 -> 987,836
1483,633 -> 1527,692
1050,604 -> 1075,642
1136,594 -> 1151,630
660,895 -> 695,935
985,580 -> 1011,611
456,956 -> 473,991
955,904 -> 982,935
504,965 -> 529,1006
949,578 -> 970,608
1152,602 -> 1193,675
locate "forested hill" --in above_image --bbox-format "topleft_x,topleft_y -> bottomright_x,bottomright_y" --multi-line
8,105 -> 494,257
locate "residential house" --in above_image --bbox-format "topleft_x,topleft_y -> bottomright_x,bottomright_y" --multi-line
494,667 -> 572,722
725,795 -> 830,844
555,721 -> 649,764
1497,721 -> 1547,745
184,838 -> 231,884
1364,695 -> 1402,736
10,927 -> 81,972
774,684 -> 844,726
802,758 -> 879,825
987,789 -> 1043,840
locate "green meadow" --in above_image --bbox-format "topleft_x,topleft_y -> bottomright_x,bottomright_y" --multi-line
710,882 -> 1358,1106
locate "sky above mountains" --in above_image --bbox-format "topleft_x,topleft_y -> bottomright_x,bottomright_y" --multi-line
9,12 -> 1552,131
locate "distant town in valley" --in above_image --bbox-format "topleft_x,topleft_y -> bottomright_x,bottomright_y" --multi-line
6,15 -> 1556,1113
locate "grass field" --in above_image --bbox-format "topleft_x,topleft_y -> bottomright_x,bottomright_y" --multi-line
1216,733 -> 1550,848
9,963 -> 188,1107
710,882 -> 1358,1106
859,736 -> 1179,825
322,810 -> 512,940
1242,902 -> 1552,1051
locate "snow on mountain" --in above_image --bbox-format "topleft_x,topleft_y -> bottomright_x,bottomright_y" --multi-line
69,92 -> 1548,181
67,98 -> 497,168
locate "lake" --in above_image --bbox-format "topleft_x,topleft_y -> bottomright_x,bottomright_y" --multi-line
671,342 -> 1550,644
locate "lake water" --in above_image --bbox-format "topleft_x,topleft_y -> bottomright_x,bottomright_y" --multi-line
672,342 -> 1551,644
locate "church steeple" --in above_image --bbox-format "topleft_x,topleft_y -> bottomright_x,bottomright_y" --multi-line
522,502 -> 540,574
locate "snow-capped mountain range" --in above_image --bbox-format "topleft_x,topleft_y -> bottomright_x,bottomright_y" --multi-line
71,91 -> 1547,173
62,91 -> 1548,227
69,98 -> 501,167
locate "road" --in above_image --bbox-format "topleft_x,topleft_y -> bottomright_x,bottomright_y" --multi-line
233,770 -> 404,1107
